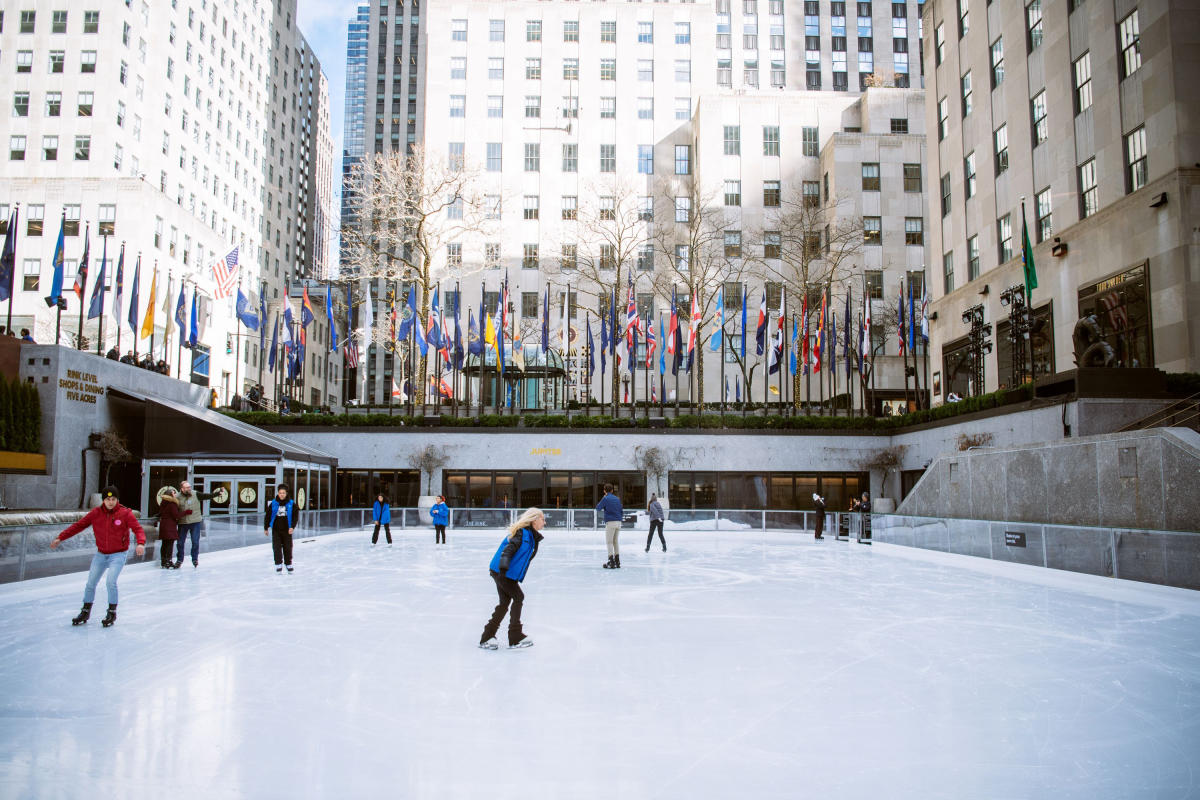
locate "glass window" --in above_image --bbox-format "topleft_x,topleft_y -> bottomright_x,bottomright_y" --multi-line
525,58 -> 541,80
1077,264 -> 1153,369
600,59 -> 617,81
935,23 -> 945,65
724,231 -> 742,257
599,144 -> 616,173
16,51 -> 33,73
487,96 -> 503,118
601,20 -> 617,43
994,125 -> 1009,174
940,173 -> 951,217
451,19 -> 467,41
1026,1 -> 1043,51
675,197 -> 691,223
1031,91 -> 1048,145
724,126 -> 741,155
490,19 -> 505,42
1079,159 -> 1098,218
676,22 -> 691,44
637,145 -> 654,175
1125,126 -> 1147,193
489,58 -> 504,80
1074,53 -> 1092,113
49,50 -> 64,73
523,244 -> 539,269
524,143 -> 540,172
1119,12 -> 1140,78
562,196 -> 577,220
724,180 -> 742,207
562,143 -> 577,173
997,214 -> 1013,263
991,37 -> 1005,88
964,152 -> 977,198
903,163 -> 922,193
967,235 -> 980,280
861,162 -> 880,191
803,181 -> 820,207
638,21 -> 654,43
637,96 -> 653,120
763,180 -> 781,207
486,142 -> 502,172
905,218 -> 923,246
448,95 -> 465,117
675,96 -> 691,121
1035,188 -> 1053,242
674,145 -> 690,175
563,20 -> 578,42
763,231 -> 781,259
960,71 -> 973,116
943,252 -> 955,294
527,19 -> 542,42
937,97 -> 949,140
802,126 -> 818,156
863,217 -> 882,246
523,195 -> 539,220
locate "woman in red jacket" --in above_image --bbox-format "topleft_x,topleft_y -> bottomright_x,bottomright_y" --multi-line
156,487 -> 187,569
50,485 -> 146,627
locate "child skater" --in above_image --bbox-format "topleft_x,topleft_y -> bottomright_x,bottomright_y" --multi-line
50,485 -> 146,627
478,507 -> 545,650
430,495 -> 449,544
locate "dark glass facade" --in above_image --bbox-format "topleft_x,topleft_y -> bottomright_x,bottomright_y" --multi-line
336,469 -> 421,508
442,470 -> 646,510
1077,263 -> 1153,368
668,471 -> 867,511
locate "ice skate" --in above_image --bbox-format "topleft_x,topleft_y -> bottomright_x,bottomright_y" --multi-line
276,565 -> 283,573
286,565 -> 294,573
71,603 -> 92,626
478,638 -> 499,650
100,605 -> 117,628
508,639 -> 533,650
602,556 -> 615,569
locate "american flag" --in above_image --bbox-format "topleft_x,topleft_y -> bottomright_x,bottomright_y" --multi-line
211,247 -> 239,299
345,335 -> 360,369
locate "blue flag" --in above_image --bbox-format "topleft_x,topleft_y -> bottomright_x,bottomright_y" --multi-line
709,287 -> 723,352
410,285 -> 427,357
112,245 -> 126,327
789,315 -> 800,376
267,313 -> 279,372
260,290 -> 268,352
845,292 -> 853,379
735,375 -> 742,403
427,286 -> 443,350
586,316 -> 595,378
46,215 -> 66,308
0,207 -> 17,303
740,286 -> 748,361
236,287 -> 260,331
908,280 -> 916,351
467,308 -> 482,356
658,315 -> 666,376
327,286 -> 338,353
174,282 -> 186,339
86,236 -> 106,320
453,291 -> 464,368
189,288 -> 199,348
282,306 -> 294,351
599,308 -> 608,377
126,256 -> 141,333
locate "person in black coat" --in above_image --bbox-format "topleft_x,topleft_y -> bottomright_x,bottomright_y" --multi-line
812,493 -> 826,540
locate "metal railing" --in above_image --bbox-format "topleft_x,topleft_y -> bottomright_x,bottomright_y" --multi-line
1117,392 -> 1200,434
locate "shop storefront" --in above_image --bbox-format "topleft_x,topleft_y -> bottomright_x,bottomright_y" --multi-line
1077,263 -> 1153,369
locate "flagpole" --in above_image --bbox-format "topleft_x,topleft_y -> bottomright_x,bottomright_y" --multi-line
234,277 -> 243,399
162,270 -> 172,365
719,309 -> 726,423
76,223 -> 88,350
778,294 -> 785,415
147,261 -> 157,367
95,234 -> 108,355
175,281 -> 182,381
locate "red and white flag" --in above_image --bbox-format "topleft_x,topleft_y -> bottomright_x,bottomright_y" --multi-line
211,246 -> 239,299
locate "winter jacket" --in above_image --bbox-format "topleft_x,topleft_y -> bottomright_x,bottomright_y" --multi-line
157,496 -> 187,541
430,502 -> 449,526
647,500 -> 664,521
596,493 -> 624,522
372,500 -> 391,524
57,503 -> 146,554
489,527 -> 543,582
264,498 -> 298,531
177,488 -> 218,523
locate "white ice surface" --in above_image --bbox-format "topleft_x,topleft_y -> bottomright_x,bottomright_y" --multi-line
2,529 -> 1199,800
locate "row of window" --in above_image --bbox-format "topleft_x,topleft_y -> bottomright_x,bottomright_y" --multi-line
450,18 -> 697,45
8,134 -> 91,162
0,203 -> 115,237
10,49 -> 98,74
454,56 -> 692,83
1,9 -> 101,34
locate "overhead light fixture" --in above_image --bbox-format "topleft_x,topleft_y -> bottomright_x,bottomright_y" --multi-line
979,284 -> 990,296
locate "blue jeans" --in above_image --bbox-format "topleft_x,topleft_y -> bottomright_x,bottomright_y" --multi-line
176,522 -> 202,564
82,551 -> 128,605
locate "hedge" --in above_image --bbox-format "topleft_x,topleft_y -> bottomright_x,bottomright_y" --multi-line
0,375 -> 42,453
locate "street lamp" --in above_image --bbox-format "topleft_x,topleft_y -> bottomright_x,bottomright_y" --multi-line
962,304 -> 992,397
622,374 -> 630,410
1000,284 -> 1029,387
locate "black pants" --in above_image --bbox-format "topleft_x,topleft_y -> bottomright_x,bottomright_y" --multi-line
814,513 -> 825,538
481,570 -> 525,646
646,520 -> 665,550
372,522 -> 392,544
160,539 -> 176,567
435,524 -> 446,544
272,527 -> 293,566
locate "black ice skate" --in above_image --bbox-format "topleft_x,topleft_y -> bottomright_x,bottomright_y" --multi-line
603,556 -> 615,569
613,555 -> 621,569
71,603 -> 93,626
101,604 -> 117,627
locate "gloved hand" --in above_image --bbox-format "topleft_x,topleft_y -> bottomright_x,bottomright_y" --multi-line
498,557 -> 510,572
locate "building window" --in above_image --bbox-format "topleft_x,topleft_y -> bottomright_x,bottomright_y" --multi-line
675,96 -> 692,121
64,205 -> 81,236
74,135 -> 91,161
523,196 -> 539,220
487,143 -> 502,172
562,196 -> 578,220
489,58 -> 505,80
447,243 -> 462,268
448,142 -> 465,171
522,293 -> 539,319
719,59 -> 733,87
39,135 -> 57,161
1119,12 -> 1140,78
561,245 -> 578,271
802,181 -> 820,208
527,20 -> 542,42
600,59 -> 617,81
639,196 -> 654,222
940,173 -> 951,218
997,214 -> 1013,263
600,144 -> 616,173
484,244 -> 501,270
487,96 -> 503,118
963,153 -> 977,198
676,22 -> 691,44
449,95 -> 465,117
1035,188 -> 1053,242
724,180 -> 742,206
485,196 -> 501,220
447,195 -> 464,221
637,59 -> 653,82
763,231 -> 782,260
937,97 -> 949,141
861,162 -> 880,191
724,231 -> 742,258
675,145 -> 690,175
49,51 -> 64,73
562,143 -> 577,173
724,126 -> 741,156
16,51 -> 33,73
903,163 -> 922,193
46,91 -> 61,117
1077,158 -> 1100,218
451,19 -> 467,42
1076,263 -> 1153,369
991,38 -> 1005,88
1031,91 -> 1048,145
524,143 -> 540,172
1074,53 -> 1092,113
891,118 -> 908,134
600,20 -> 617,43
83,10 -> 99,33
961,72 -> 976,118
25,205 -> 43,236
994,125 -> 1009,174
904,218 -> 923,246
563,20 -> 578,42
638,21 -> 654,44
1125,126 -> 1147,193
935,23 -> 945,65
638,145 -> 654,175
22,259 -> 40,292
526,58 -> 541,80
637,96 -> 654,120
563,58 -> 579,81
490,19 -> 505,42
80,51 -> 97,73
675,197 -> 691,223
802,126 -> 818,156
12,92 -> 29,117
19,10 -> 35,33
51,10 -> 67,33
601,198 -> 617,222
943,252 -> 955,294
863,217 -> 882,246
1026,1 -> 1043,51
967,236 -> 980,281
763,180 -> 781,207
8,135 -> 26,161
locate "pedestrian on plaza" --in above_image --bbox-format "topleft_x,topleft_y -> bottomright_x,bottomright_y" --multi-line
371,492 -> 392,546
431,495 -> 449,544
263,484 -> 298,573
478,506 -> 545,650
645,493 -> 666,553
857,492 -> 871,513
20,328 -> 34,343
120,350 -> 135,365
597,483 -> 624,569
812,493 -> 826,540
175,480 -> 218,568
50,486 -> 145,627
105,346 -> 119,360
156,487 -> 187,568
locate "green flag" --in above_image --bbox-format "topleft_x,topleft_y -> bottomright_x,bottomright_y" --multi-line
1021,209 -> 1038,299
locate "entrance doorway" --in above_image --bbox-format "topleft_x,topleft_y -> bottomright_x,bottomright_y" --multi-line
204,476 -> 267,516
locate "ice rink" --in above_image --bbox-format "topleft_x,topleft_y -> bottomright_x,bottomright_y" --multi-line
2,527 -> 1199,800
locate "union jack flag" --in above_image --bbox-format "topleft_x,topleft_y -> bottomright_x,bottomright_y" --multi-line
211,247 -> 239,299
625,278 -> 639,353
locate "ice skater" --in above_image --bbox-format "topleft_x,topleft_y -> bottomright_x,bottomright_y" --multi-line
50,485 -> 146,627
431,495 -> 449,544
479,507 -> 545,650
812,493 -> 826,540
645,493 -> 666,552
263,484 -> 298,573
156,487 -> 187,568
175,480 -> 218,568
597,483 -> 623,569
371,492 -> 392,545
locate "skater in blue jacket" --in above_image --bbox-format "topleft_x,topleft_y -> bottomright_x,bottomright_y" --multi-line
430,495 -> 449,544
371,493 -> 392,545
479,507 -> 545,650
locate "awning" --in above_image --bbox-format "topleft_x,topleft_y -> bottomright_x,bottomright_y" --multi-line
106,387 -> 336,465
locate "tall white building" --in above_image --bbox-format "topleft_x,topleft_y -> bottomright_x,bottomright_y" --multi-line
0,0 -> 335,407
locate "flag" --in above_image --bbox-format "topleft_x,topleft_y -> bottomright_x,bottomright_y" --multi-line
625,277 -> 639,354
645,309 -> 656,369
300,284 -> 315,328
658,315 -> 666,376
708,287 -> 723,352
392,377 -> 405,401
724,375 -> 730,401
468,308 -> 481,355
541,286 -> 550,355
427,286 -> 443,351
411,285 -> 427,357
435,374 -> 453,400
46,215 -> 66,308
126,255 -> 140,333
768,288 -> 785,375
735,375 -> 742,403
452,291 -> 464,368
920,290 -> 930,342
687,288 -> 701,356
1021,205 -> 1038,299
140,267 -> 157,339
844,291 -> 852,380
188,288 -> 198,347
267,313 -> 279,372
236,287 -> 260,330
483,309 -> 496,351
740,286 -> 747,361
599,308 -> 608,377
754,290 -> 768,355
860,282 -> 871,372
829,309 -> 837,374
360,280 -> 374,343
73,227 -> 90,300
344,337 -> 360,369
212,247 -> 239,299
111,245 -> 126,326
0,207 -> 17,303
260,290 -> 268,351
174,282 -> 186,335
282,306 -> 294,352
586,316 -> 595,378
326,287 -> 337,352
86,237 -> 106,320
897,284 -> 906,354
438,294 -> 452,363
789,314 -> 800,375
800,294 -> 810,375
814,291 -> 825,373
